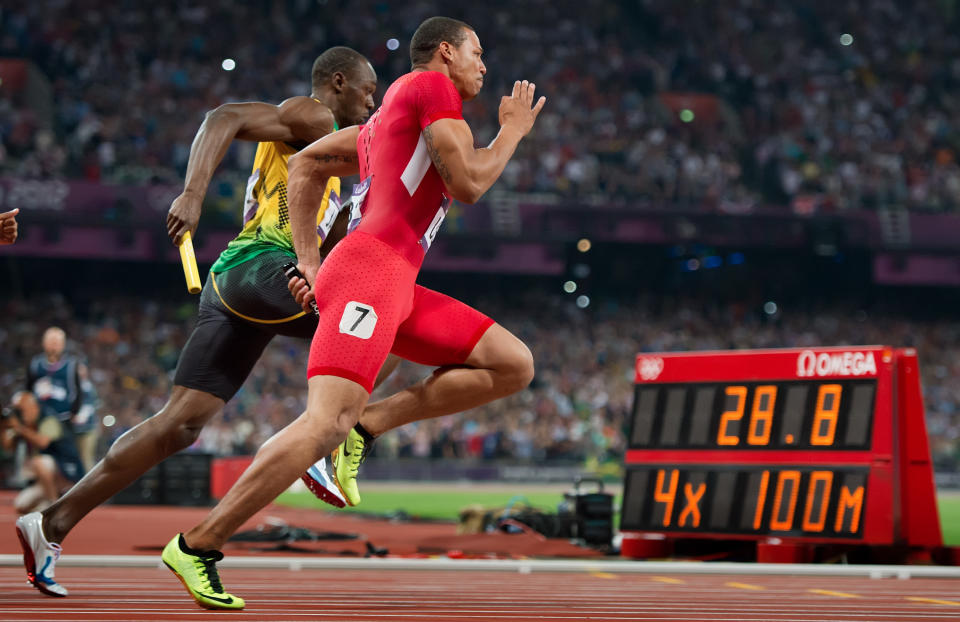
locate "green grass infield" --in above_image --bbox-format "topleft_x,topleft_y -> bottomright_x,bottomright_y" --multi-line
278,484 -> 960,546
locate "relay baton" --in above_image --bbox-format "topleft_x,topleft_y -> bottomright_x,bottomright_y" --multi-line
281,262 -> 320,316
178,231 -> 202,294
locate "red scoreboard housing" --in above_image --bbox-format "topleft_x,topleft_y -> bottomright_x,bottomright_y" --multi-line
619,346 -> 943,561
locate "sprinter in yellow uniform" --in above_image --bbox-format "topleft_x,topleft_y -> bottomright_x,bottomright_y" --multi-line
16,47 -> 381,602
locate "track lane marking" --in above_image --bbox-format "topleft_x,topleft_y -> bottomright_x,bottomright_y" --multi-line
906,596 -> 960,606
807,589 -> 862,598
651,576 -> 685,584
726,582 -> 766,590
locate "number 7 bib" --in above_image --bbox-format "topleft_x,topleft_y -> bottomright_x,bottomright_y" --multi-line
339,301 -> 378,339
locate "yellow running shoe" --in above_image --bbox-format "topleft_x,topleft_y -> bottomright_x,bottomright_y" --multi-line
161,534 -> 244,610
331,424 -> 374,506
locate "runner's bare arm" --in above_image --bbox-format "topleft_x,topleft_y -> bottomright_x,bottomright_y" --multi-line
287,197 -> 350,312
423,80 -> 545,204
287,126 -> 361,293
167,97 -> 335,244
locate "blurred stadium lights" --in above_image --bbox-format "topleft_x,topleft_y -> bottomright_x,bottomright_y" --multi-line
563,280 -> 577,293
685,258 -> 701,271
763,301 -> 778,315
576,238 -> 592,253
840,33 -> 854,46
221,58 -> 236,71
386,38 -> 400,51
679,108 -> 695,123
702,255 -> 723,269
102,415 -> 116,428
576,295 -> 590,308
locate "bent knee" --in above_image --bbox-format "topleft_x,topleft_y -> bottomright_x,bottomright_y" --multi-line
302,375 -> 370,443
155,389 -> 223,449
301,404 -> 362,444
500,340 -> 535,393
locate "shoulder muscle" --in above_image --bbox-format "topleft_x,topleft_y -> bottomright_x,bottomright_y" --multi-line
278,96 -> 336,145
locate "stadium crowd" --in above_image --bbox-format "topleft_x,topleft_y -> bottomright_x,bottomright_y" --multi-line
2,289 -> 959,471
3,0 -> 960,212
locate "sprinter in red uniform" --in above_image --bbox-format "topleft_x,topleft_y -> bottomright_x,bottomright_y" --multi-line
162,16 -> 545,609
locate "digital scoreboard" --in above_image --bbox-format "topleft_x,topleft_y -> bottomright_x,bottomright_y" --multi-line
620,347 -> 942,557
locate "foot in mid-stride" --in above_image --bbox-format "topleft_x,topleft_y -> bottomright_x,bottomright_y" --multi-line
162,534 -> 244,610
16,512 -> 67,597
330,424 -> 375,507
300,457 -> 346,508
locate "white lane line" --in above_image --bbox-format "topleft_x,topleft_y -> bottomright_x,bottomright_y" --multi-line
4,555 -> 960,578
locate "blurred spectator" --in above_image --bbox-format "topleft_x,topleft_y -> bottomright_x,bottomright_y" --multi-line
25,326 -> 100,471
3,0 -> 960,474
2,288 -> 959,472
2,391 -> 84,513
73,367 -> 100,472
4,1 -> 960,212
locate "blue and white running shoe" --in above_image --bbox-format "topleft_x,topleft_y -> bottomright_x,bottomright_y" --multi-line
300,457 -> 347,508
16,511 -> 67,597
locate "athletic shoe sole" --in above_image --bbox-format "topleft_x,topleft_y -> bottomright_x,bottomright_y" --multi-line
301,460 -> 347,508
162,560 -> 243,610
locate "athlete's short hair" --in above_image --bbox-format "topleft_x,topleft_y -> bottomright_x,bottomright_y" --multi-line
410,17 -> 474,68
311,47 -> 368,89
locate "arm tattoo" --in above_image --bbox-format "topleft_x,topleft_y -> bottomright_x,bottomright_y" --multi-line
422,126 -> 452,184
313,153 -> 357,164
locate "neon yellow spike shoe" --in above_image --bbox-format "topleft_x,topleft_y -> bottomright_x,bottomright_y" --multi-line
162,534 -> 244,610
331,424 -> 375,506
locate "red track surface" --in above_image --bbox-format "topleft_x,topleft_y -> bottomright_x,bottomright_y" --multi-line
2,494 -> 959,620
0,493 -> 597,559
2,567 -> 960,621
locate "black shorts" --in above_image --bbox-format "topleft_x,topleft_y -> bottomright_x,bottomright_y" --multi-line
173,250 -> 317,402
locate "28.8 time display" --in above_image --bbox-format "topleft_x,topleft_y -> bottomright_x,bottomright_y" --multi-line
620,346 -> 945,553
629,379 -> 877,451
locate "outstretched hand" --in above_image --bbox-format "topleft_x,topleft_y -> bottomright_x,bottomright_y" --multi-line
498,80 -> 546,137
0,208 -> 18,245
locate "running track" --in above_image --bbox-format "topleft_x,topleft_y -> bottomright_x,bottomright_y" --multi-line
2,559 -> 960,621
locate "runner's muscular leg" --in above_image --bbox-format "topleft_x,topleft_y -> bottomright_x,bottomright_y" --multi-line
41,386 -> 224,544
184,375 -> 368,551
373,354 -> 401,389
358,323 -> 533,436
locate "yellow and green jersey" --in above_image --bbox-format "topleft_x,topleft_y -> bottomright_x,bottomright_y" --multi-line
211,129 -> 341,273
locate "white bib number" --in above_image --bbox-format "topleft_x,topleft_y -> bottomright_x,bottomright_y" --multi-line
316,189 -> 341,241
347,177 -> 371,234
242,168 -> 261,223
419,196 -> 451,252
339,301 -> 378,339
